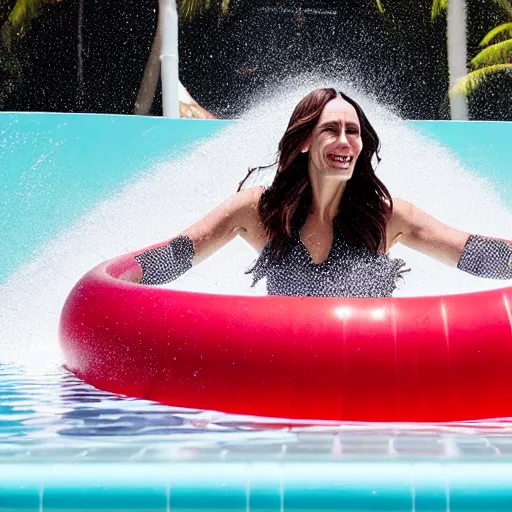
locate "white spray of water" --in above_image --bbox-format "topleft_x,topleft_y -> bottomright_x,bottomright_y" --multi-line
1,78 -> 511,368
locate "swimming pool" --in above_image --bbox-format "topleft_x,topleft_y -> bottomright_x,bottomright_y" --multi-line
4,363 -> 512,510
2,109 -> 512,510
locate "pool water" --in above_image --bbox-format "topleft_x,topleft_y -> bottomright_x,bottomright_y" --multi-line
0,113 -> 229,280
3,363 -> 512,511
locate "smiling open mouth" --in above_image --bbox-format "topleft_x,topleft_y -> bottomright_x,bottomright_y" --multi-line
327,154 -> 353,168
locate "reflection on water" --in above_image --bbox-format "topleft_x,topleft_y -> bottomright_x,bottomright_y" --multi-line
2,363 -> 512,463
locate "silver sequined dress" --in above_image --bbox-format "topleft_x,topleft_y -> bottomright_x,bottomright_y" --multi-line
250,230 -> 407,298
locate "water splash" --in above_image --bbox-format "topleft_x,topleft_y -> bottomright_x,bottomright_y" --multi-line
1,77 -> 511,368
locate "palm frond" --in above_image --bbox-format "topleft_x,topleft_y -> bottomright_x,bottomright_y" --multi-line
450,63 -> 512,96
375,0 -> 385,14
480,22 -> 512,46
179,0 -> 229,20
492,0 -> 512,18
431,0 -> 447,20
471,38 -> 512,68
5,0 -> 61,36
7,0 -> 42,34
179,0 -> 202,20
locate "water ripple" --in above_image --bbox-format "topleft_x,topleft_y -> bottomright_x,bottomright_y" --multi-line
2,363 -> 512,463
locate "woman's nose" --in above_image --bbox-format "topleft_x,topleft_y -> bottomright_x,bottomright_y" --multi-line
337,130 -> 349,146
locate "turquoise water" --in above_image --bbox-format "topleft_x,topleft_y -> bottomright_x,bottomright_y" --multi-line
1,113 -> 229,280
2,113 -> 512,509
410,120 -> 512,200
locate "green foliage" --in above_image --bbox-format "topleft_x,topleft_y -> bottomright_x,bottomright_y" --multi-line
471,38 -> 512,68
0,0 -> 232,107
0,36 -> 23,108
375,0 -> 512,96
493,0 -> 512,17
452,17 -> 512,95
431,0 -> 512,19
2,0 -> 231,39
8,0 -> 41,34
450,63 -> 512,96
480,22 -> 512,45
179,0 -> 230,20
0,0 -> 45,107
431,0 -> 447,20
4,0 -> 62,36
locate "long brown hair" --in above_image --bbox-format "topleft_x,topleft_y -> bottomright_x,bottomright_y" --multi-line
246,88 -> 393,260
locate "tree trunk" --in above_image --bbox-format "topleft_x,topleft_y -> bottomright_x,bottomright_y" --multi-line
133,5 -> 163,115
133,0 -> 215,118
159,0 -> 180,117
446,0 -> 469,120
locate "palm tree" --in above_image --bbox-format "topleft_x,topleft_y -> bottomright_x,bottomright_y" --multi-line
134,0 -> 230,118
2,0 -> 224,117
377,0 -> 469,120
2,0 -> 85,106
439,0 -> 512,97
450,20 -> 512,96
432,0 -> 469,120
431,0 -> 512,110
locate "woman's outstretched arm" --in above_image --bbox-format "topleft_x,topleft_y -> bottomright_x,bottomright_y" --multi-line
388,198 -> 512,279
135,187 -> 264,285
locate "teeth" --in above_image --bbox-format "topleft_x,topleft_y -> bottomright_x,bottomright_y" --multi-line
329,155 -> 351,162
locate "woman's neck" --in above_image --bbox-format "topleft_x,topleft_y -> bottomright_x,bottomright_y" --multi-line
308,178 -> 347,224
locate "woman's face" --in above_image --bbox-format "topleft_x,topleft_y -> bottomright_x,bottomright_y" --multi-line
306,97 -> 363,182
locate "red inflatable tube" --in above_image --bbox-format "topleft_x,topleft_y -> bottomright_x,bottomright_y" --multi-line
60,242 -> 512,422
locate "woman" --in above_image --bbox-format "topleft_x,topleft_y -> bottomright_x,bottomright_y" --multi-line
135,88 -> 512,296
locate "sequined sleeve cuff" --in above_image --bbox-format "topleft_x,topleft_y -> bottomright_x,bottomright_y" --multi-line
457,234 -> 512,280
134,235 -> 194,285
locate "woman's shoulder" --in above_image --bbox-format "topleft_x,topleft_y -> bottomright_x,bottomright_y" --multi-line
222,185 -> 263,226
229,186 -> 267,248
227,186 -> 264,219
236,185 -> 265,203
390,197 -> 414,220
385,198 -> 415,249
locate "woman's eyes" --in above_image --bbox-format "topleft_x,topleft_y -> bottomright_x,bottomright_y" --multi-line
323,127 -> 359,135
